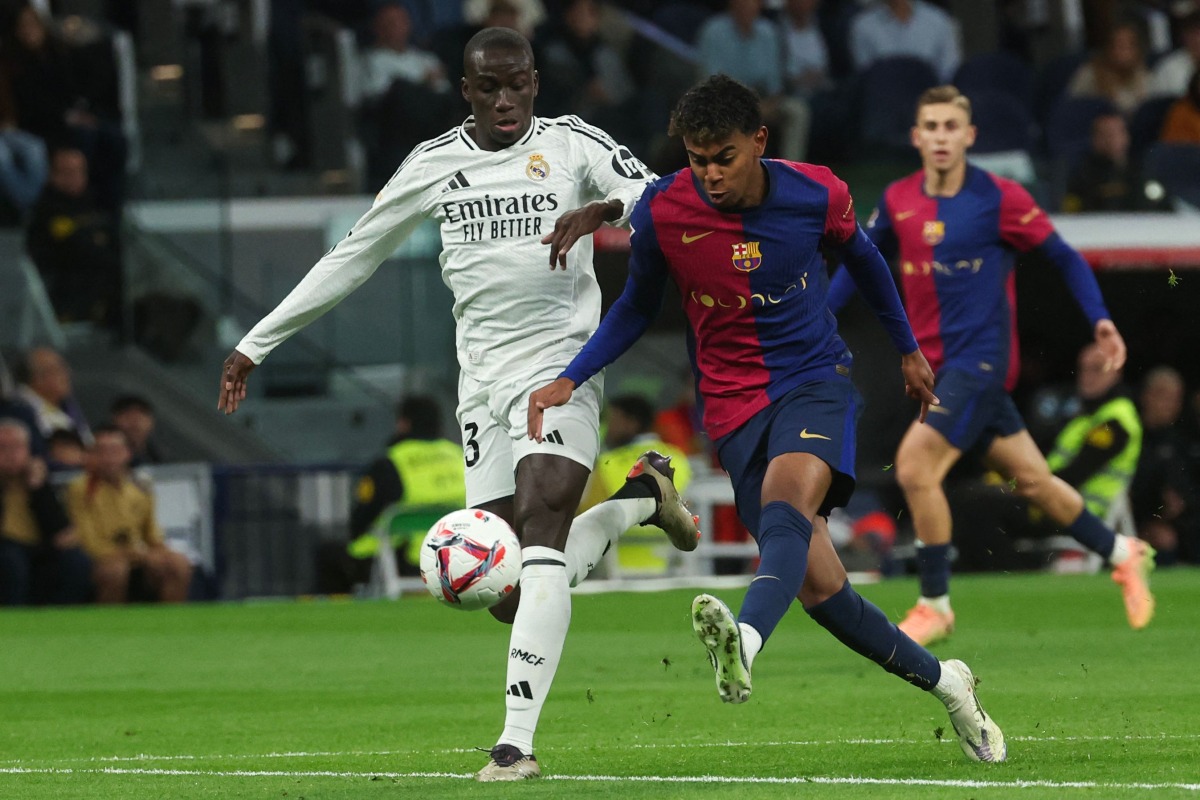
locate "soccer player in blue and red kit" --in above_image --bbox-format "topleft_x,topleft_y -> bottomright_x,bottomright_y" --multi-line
528,75 -> 1006,762
827,86 -> 1155,647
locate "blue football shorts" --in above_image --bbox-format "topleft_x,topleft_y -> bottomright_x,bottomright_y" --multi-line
715,375 -> 862,536
923,366 -> 1026,451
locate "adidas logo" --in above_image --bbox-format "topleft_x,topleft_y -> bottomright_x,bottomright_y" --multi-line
543,429 -> 564,445
441,170 -> 470,193
507,680 -> 534,700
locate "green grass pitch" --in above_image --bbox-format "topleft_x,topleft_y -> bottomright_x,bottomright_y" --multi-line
1,570 -> 1198,799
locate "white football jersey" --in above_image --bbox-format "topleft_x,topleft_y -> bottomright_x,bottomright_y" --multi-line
236,115 -> 654,381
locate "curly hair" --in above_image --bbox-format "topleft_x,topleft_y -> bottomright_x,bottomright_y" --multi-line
668,74 -> 762,144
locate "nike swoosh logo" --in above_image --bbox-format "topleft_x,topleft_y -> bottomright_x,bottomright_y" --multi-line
928,405 -> 951,414
799,429 -> 831,440
682,231 -> 714,244
895,210 -> 917,221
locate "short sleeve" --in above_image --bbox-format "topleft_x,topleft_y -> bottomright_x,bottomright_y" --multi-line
783,162 -> 856,244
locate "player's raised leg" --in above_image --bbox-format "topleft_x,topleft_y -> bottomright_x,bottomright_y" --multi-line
986,429 -> 1155,629
894,418 -> 964,645
562,450 -> 699,587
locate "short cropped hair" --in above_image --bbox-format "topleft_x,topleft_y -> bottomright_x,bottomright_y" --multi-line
111,394 -> 154,416
463,26 -> 533,72
47,428 -> 84,449
668,74 -> 762,144
915,85 -> 972,122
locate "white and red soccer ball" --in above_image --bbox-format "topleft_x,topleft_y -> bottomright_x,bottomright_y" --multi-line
419,509 -> 521,611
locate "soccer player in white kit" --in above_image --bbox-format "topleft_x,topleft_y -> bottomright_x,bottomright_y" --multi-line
216,28 -> 699,781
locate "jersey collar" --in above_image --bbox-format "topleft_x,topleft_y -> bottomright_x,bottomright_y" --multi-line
458,116 -> 541,151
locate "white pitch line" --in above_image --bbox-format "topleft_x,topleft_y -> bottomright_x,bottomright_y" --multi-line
0,766 -> 1197,792
2,732 -> 1198,768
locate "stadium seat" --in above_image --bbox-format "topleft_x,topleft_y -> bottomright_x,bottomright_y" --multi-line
1034,51 -> 1088,125
651,2 -> 715,45
857,56 -> 940,152
1128,95 -> 1176,158
1043,95 -> 1117,163
970,90 -> 1037,153
954,52 -> 1035,108
366,503 -> 460,600
1144,143 -> 1200,207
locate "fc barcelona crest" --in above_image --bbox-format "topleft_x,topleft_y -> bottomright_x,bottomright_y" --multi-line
922,220 -> 945,245
731,241 -> 762,272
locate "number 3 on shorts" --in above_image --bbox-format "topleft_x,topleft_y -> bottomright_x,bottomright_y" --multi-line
464,422 -> 480,468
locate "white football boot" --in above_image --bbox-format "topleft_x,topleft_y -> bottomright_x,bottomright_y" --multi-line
933,659 -> 1007,762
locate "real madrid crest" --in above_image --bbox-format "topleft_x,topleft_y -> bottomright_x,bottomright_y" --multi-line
922,220 -> 945,246
526,154 -> 549,181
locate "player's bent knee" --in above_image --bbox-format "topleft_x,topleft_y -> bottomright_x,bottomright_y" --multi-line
1012,471 -> 1051,501
894,461 -> 935,494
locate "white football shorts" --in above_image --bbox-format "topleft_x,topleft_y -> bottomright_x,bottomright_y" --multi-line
456,360 -> 603,506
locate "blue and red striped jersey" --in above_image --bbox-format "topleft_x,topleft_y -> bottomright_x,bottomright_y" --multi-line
867,165 -> 1056,390
564,159 -> 913,441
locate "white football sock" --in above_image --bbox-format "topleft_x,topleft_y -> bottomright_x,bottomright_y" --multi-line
562,497 -> 655,587
1109,534 -> 1134,566
931,660 -> 966,706
497,546 -> 571,755
738,623 -> 763,670
918,595 -> 952,615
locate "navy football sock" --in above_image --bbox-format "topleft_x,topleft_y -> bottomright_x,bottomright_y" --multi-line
806,580 -> 942,690
1066,509 -> 1116,559
916,543 -> 951,598
737,501 -> 812,644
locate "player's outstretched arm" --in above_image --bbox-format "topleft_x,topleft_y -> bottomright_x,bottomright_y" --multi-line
1094,319 -> 1127,372
900,349 -> 939,423
542,199 -> 623,269
218,350 -> 256,415
527,377 -> 576,441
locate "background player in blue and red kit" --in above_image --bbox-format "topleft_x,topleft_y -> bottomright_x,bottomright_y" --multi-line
528,75 -> 1006,763
827,86 -> 1156,647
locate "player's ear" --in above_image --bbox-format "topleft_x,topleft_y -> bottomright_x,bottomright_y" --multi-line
532,69 -> 539,97
965,124 -> 977,148
754,126 -> 768,156
910,125 -> 921,149
461,76 -> 470,103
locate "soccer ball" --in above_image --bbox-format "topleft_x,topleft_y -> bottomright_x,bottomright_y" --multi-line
419,509 -> 521,611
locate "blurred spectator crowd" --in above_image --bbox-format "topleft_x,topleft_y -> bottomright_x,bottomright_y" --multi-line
285,0 -> 1200,206
2,0 -> 1200,604
1,345 -> 190,606
0,0 -> 1196,332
